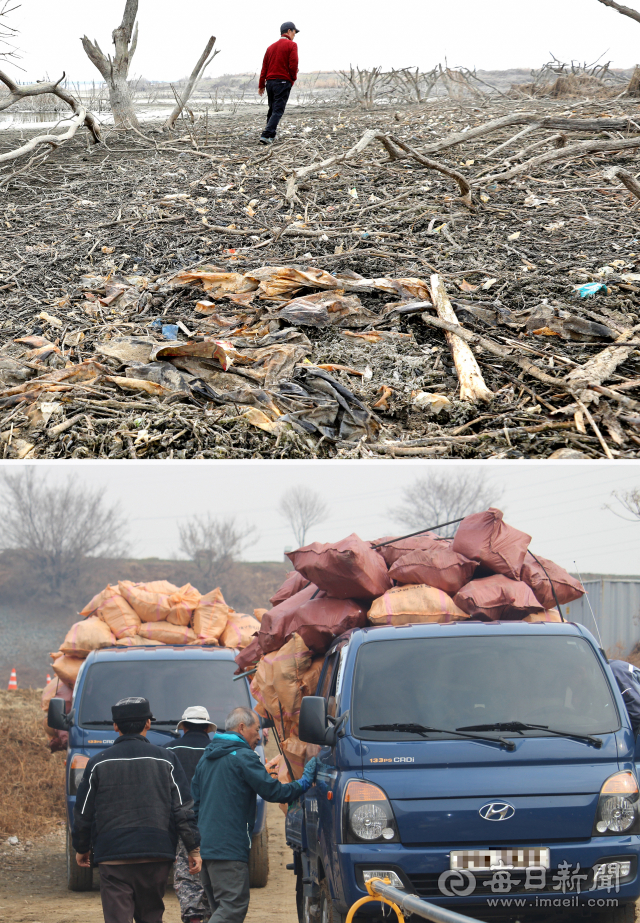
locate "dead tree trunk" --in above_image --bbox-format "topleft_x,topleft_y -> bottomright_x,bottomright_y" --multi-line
164,36 -> 218,131
596,0 -> 640,24
81,0 -> 140,130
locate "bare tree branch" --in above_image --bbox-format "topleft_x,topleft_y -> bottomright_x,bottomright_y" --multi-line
279,486 -> 329,547
164,36 -> 219,131
0,470 -> 128,596
596,0 -> 640,25
391,471 -> 504,538
604,488 -> 640,520
178,514 -> 257,581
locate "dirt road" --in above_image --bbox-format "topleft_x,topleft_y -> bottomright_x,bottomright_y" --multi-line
0,799 -> 298,923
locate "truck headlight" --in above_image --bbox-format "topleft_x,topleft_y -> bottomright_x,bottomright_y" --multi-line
343,780 -> 399,844
69,754 -> 89,795
594,772 -> 639,835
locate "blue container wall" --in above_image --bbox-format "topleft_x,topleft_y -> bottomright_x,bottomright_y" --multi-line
563,580 -> 640,656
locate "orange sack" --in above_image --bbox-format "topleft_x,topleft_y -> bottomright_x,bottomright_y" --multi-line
59,617 -> 115,656
287,533 -> 391,600
51,653 -> 84,687
93,586 -> 141,638
524,610 -> 563,623
220,613 -> 261,650
368,584 -> 469,626
119,581 -> 173,622
250,634 -> 312,739
452,508 -> 531,581
520,553 -> 584,610
454,574 -> 545,621
193,587 -> 233,644
138,622 -> 197,644
388,540 -> 477,596
166,583 -> 202,626
80,585 -> 117,618
115,636 -> 164,647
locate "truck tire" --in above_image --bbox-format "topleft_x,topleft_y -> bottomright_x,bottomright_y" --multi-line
595,904 -> 637,923
248,824 -> 269,888
319,879 -> 347,923
66,827 -> 93,892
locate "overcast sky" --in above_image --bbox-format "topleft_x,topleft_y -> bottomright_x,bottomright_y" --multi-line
8,461 -> 640,575
8,0 -> 640,83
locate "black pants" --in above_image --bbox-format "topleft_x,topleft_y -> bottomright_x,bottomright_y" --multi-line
98,861 -> 172,923
263,80 -> 292,138
200,859 -> 250,923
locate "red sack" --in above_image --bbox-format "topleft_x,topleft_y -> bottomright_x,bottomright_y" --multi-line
520,553 -> 584,610
235,637 -> 263,674
372,533 -> 439,568
452,509 -> 531,580
258,597 -> 368,654
454,574 -> 544,621
388,541 -> 476,595
287,533 -> 391,600
257,583 -> 326,654
269,571 -> 311,607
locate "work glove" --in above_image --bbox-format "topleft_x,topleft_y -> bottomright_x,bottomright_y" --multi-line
301,757 -> 318,786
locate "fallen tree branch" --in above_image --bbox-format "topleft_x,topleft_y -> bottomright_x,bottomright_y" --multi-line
0,105 -> 87,164
429,275 -> 492,402
566,324 -> 640,387
388,134 -> 472,206
0,68 -> 101,145
604,165 -> 640,201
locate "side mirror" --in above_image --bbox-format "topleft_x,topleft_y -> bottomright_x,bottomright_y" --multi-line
300,695 -> 345,746
48,697 -> 70,731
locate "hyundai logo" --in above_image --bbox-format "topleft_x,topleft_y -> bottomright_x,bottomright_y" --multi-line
479,802 -> 515,821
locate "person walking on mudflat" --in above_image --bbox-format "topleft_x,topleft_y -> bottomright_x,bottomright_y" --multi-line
258,21 -> 300,144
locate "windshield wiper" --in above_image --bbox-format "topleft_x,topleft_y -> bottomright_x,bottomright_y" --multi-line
82,720 -> 114,725
456,721 -> 602,748
360,723 -> 515,751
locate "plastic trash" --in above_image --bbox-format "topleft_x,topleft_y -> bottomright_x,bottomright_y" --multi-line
576,282 -> 608,298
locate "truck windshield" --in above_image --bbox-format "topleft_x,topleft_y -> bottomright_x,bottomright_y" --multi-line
79,659 -> 250,731
352,635 -> 619,741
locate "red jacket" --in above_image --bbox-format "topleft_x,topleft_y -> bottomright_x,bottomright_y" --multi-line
259,36 -> 298,90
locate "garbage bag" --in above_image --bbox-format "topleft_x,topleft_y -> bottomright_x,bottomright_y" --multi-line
166,583 -> 201,626
220,612 -> 261,649
388,542 -> 477,595
193,587 -> 233,644
250,634 -> 312,739
59,617 -> 115,656
257,584 -> 326,654
51,653 -> 84,686
372,533 -> 440,567
520,553 -> 583,609
368,585 -> 469,626
452,509 -> 531,580
269,570 -> 312,607
277,367 -> 378,442
258,596 -> 368,654
287,533 -> 391,600
234,637 -> 263,674
138,621 -> 197,644
95,587 -> 141,638
454,574 -> 544,620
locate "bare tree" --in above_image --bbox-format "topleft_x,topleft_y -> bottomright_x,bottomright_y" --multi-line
391,471 -> 504,538
0,0 -> 19,64
338,65 -> 389,108
604,488 -> 640,521
596,0 -> 640,24
178,514 -> 257,581
0,470 -> 128,595
279,486 -> 329,547
81,0 -> 140,129
164,36 -> 219,131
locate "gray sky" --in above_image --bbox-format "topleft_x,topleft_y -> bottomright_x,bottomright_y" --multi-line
8,0 -> 640,83
10,461 -> 640,575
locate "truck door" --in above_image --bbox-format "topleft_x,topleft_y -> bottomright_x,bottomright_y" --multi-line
305,650 -> 339,865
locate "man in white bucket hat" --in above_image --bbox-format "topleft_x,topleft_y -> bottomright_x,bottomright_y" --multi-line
164,707 -> 217,923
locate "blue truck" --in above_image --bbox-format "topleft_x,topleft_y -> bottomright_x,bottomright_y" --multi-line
48,644 -> 269,891
287,619 -> 640,923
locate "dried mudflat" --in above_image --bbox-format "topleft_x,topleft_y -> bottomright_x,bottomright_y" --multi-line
1,98 -> 639,459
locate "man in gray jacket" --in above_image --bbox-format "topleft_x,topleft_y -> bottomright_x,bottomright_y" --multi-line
73,697 -> 202,923
192,706 -> 317,923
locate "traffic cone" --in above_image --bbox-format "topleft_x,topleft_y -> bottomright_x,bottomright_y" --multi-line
7,668 -> 17,691
46,674 -> 52,684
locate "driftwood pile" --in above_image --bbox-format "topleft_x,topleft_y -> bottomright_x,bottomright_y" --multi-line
1,96 -> 640,458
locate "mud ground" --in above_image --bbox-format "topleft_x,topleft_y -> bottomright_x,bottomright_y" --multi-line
0,798 -> 298,923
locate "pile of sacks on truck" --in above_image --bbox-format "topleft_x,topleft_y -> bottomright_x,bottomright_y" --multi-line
234,508 -> 585,789
42,580 -> 261,750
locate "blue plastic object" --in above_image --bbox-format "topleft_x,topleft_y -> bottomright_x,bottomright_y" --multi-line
577,282 -> 608,298
162,324 -> 179,340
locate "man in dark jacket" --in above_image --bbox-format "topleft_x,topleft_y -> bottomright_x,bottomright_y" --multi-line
192,705 -> 317,923
164,706 -> 216,923
73,697 -> 201,923
610,660 -> 640,735
258,21 -> 299,144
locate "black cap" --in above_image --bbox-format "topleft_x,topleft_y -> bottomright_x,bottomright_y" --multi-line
112,697 -> 154,723
280,21 -> 299,33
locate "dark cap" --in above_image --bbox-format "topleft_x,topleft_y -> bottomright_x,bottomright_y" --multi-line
280,21 -> 299,33
112,697 -> 154,723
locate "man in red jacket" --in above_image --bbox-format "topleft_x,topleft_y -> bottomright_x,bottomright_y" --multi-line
258,21 -> 299,144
